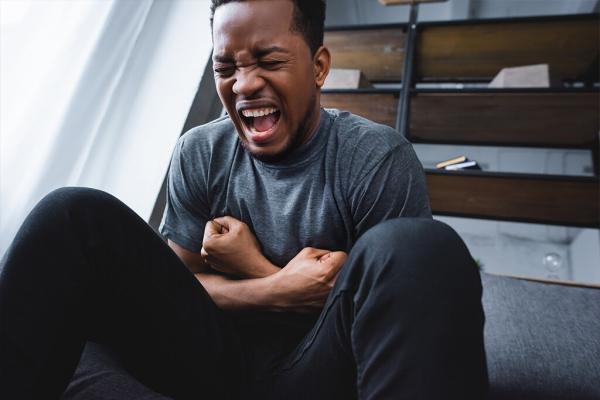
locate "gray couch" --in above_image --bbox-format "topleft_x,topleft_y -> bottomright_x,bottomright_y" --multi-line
483,273 -> 599,400
63,273 -> 600,399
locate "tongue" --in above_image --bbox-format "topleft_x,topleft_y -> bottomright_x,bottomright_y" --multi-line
253,113 -> 278,132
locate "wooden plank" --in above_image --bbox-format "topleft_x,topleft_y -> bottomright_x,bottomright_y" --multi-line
486,273 -> 600,289
324,28 -> 406,82
323,90 -> 599,148
417,17 -> 600,82
410,91 -> 600,147
321,92 -> 399,128
426,171 -> 600,227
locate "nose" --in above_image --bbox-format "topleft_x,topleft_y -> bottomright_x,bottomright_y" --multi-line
232,67 -> 265,96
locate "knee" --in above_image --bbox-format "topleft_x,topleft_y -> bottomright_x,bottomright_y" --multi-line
28,187 -> 122,231
38,187 -> 118,215
350,218 -> 479,285
41,187 -> 111,207
355,218 -> 465,260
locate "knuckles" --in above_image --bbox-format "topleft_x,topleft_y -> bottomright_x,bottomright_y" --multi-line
200,248 -> 211,263
319,263 -> 339,280
335,252 -> 348,265
202,237 -> 217,253
300,247 -> 318,257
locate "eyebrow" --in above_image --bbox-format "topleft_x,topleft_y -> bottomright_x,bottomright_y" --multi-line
255,46 -> 289,57
213,54 -> 232,63
213,46 -> 290,63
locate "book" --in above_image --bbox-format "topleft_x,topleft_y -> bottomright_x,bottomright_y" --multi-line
444,160 -> 481,171
435,156 -> 467,169
322,69 -> 371,90
489,64 -> 549,88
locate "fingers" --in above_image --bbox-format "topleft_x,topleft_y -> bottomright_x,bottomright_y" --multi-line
321,251 -> 347,276
325,251 -> 348,267
305,248 -> 347,265
299,247 -> 331,259
213,216 -> 243,231
204,220 -> 223,238
203,218 -> 231,248
319,252 -> 346,288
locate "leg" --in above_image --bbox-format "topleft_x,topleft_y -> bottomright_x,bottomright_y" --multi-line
252,218 -> 488,399
0,188 -> 244,399
62,342 -> 172,400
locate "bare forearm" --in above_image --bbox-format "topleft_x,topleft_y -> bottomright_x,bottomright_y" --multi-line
236,258 -> 280,279
195,272 -> 282,311
195,247 -> 346,314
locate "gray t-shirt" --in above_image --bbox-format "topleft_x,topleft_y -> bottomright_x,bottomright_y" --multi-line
159,108 -> 431,267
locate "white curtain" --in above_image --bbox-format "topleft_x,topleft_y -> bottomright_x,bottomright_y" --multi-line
0,0 -> 213,255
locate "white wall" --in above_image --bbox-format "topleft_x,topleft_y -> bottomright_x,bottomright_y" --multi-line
570,229 -> 600,282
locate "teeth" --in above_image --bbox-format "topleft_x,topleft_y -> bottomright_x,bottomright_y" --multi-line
241,107 -> 278,118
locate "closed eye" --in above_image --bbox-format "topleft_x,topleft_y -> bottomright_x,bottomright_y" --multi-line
214,66 -> 235,77
260,60 -> 284,70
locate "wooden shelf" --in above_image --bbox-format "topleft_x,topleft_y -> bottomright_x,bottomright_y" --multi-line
323,14 -> 600,228
426,170 -> 599,227
410,90 -> 599,147
416,14 -> 599,82
321,89 -> 599,148
325,14 -> 600,84
321,90 -> 399,128
324,27 -> 406,82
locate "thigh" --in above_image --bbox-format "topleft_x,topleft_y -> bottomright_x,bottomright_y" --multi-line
247,218 -> 487,400
246,290 -> 358,400
62,342 -> 172,400
0,188 -> 245,399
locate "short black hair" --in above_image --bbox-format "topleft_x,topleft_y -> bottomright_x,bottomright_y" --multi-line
210,0 -> 326,55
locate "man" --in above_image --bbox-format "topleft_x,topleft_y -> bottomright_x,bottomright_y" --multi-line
0,0 -> 487,398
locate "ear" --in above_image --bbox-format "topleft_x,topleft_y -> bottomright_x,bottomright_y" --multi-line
313,46 -> 331,88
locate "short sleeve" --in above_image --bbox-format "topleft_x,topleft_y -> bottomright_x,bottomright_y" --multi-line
349,143 -> 432,239
159,137 -> 210,252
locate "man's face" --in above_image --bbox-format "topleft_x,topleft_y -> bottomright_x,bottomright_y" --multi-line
212,0 -> 328,161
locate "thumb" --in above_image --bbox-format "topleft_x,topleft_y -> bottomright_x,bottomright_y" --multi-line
321,251 -> 347,270
301,247 -> 331,259
213,216 -> 241,231
204,220 -> 223,238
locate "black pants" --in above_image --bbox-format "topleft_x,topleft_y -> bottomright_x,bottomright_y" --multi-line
0,187 -> 488,399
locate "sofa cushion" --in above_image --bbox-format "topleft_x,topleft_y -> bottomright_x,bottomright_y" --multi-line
482,273 -> 600,400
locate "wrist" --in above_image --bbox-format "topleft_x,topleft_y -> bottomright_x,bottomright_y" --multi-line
196,271 -> 282,312
246,257 -> 280,279
259,271 -> 288,311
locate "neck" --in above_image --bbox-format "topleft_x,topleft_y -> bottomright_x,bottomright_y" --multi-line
298,93 -> 322,146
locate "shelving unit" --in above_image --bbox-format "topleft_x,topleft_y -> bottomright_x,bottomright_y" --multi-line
321,12 -> 600,228
322,88 -> 599,148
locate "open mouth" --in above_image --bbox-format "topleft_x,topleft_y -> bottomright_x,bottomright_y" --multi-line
239,107 -> 281,143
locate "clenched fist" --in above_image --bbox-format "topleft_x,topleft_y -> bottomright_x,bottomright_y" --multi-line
201,216 -> 279,278
268,247 -> 348,313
